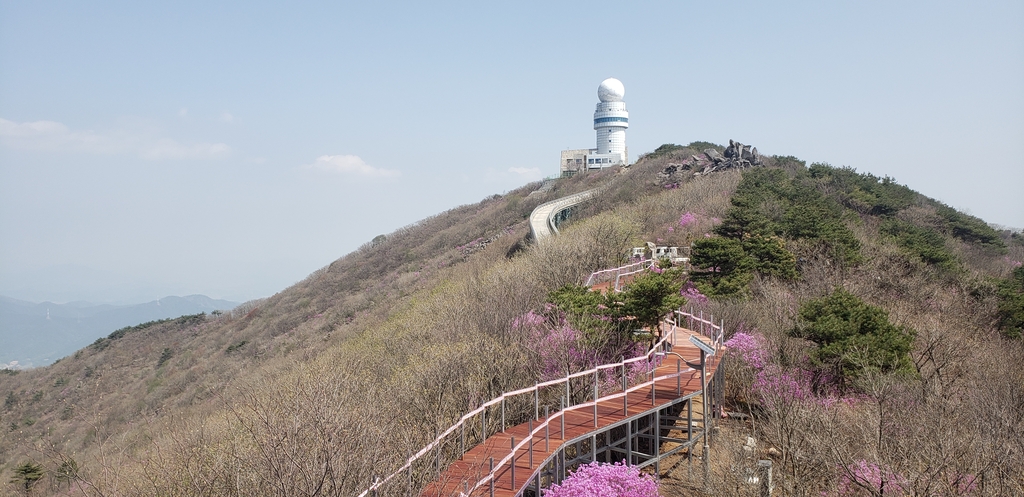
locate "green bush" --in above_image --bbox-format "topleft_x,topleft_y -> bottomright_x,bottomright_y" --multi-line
715,167 -> 860,265
157,348 -> 173,368
997,266 -> 1024,339
618,269 -> 685,332
879,218 -> 958,271
691,234 -> 798,298
808,163 -> 916,216
10,461 -> 44,493
742,235 -> 798,280
549,267 -> 684,339
935,204 -> 1005,251
225,340 -> 249,354
791,289 -> 916,383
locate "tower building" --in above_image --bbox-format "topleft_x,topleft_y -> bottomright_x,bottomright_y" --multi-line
594,78 -> 628,157
560,78 -> 629,177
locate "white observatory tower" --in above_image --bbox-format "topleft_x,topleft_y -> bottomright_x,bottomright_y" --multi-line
558,78 -> 629,176
594,78 -> 628,161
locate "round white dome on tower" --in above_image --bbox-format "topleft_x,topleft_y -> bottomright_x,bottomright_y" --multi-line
597,78 -> 625,102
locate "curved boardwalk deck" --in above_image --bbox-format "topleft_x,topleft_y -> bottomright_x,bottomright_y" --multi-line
420,324 -> 721,497
528,189 -> 600,242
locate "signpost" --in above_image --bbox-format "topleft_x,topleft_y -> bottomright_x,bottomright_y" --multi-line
689,334 -> 714,484
689,334 -> 716,356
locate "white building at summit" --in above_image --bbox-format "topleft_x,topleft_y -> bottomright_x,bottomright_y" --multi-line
560,78 -> 629,177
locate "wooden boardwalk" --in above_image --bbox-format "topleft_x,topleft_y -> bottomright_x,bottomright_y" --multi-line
420,326 -> 721,497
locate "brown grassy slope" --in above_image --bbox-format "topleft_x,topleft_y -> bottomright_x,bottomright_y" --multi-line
0,157 -> 690,494
3,143 -> 1021,496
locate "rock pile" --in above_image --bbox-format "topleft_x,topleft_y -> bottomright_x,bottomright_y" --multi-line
659,139 -> 763,182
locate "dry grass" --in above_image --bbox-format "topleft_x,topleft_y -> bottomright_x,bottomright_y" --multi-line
2,149 -> 1021,496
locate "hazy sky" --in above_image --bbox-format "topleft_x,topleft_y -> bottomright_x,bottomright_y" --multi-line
2,1 -> 1022,304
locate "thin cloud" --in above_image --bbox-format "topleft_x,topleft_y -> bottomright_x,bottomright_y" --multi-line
508,166 -> 543,179
0,117 -> 230,160
141,139 -> 231,160
306,154 -> 400,178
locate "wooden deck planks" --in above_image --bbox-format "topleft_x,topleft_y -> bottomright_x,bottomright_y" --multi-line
419,327 -> 721,497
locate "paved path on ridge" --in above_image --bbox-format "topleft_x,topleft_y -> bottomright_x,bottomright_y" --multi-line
528,189 -> 600,242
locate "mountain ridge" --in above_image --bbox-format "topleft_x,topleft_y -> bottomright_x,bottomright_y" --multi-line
1,143 -> 1021,495
0,294 -> 239,368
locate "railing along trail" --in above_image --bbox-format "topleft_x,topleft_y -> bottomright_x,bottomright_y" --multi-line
360,280 -> 729,493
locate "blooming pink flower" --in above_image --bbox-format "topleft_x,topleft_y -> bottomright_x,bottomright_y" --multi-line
837,460 -> 908,496
679,212 -> 697,227
680,282 -> 708,307
544,460 -> 659,497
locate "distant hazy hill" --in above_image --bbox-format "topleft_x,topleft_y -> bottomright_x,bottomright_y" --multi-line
0,295 -> 238,367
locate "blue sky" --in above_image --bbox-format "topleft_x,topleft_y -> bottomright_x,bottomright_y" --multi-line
1,1 -> 1022,303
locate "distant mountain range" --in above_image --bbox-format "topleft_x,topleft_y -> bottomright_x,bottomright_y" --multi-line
0,295 -> 239,368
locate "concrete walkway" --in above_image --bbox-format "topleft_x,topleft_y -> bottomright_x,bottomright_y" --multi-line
528,189 -> 600,242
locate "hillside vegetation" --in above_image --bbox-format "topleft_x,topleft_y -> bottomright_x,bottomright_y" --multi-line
2,142 -> 1022,496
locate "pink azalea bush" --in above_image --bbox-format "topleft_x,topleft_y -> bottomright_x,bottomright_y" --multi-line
837,460 -> 908,496
513,311 -> 649,383
680,282 -> 709,308
678,212 -> 698,227
544,460 -> 659,497
725,329 -> 857,408
724,331 -> 768,369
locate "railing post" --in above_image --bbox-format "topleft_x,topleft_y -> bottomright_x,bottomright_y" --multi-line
528,418 -> 534,468
652,373 -> 656,406
534,386 -> 539,420
560,397 -> 565,440
490,458 -> 495,497
676,359 -> 681,395
622,356 -> 628,416
501,397 -> 506,432
510,436 -> 516,488
544,405 -> 550,452
626,418 -> 632,465
483,409 -> 487,442
655,408 -> 661,474
701,348 -> 710,485
758,459 -> 773,497
565,371 -> 571,406
593,370 -> 599,428
461,422 -> 465,456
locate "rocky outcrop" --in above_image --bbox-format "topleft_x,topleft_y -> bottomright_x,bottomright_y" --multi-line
659,139 -> 763,183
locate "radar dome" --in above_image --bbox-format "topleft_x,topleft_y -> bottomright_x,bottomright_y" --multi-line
597,78 -> 625,102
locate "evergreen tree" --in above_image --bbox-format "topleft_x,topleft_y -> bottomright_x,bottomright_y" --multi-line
791,289 -> 915,383
10,462 -> 44,495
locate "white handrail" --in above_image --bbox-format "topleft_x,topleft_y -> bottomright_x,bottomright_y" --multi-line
358,308 -> 721,496
584,259 -> 654,287
464,365 -> 696,496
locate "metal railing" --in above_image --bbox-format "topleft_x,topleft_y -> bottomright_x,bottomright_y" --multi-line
673,308 -> 725,355
583,259 -> 655,289
358,308 -> 726,497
